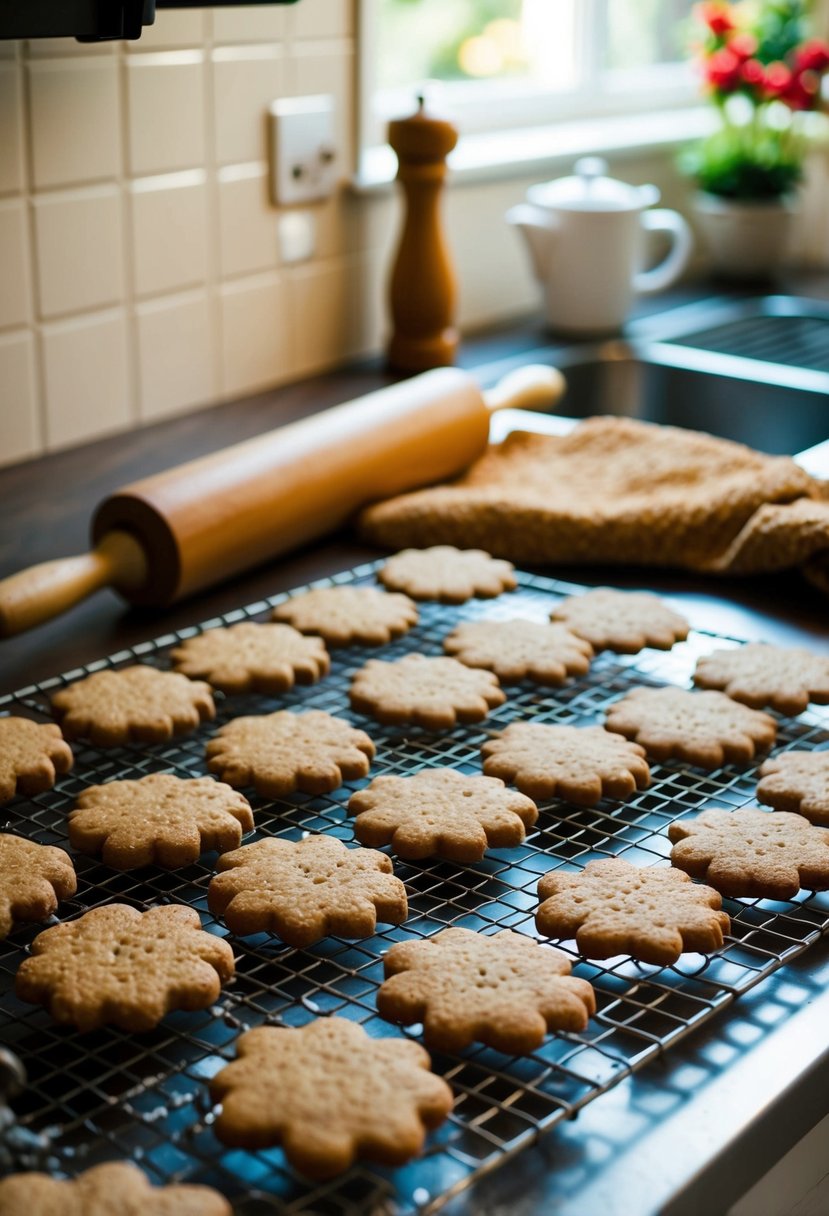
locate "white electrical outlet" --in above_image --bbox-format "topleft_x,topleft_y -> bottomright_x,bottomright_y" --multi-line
268,94 -> 337,207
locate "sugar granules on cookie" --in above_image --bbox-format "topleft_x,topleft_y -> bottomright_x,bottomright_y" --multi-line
0,717 -> 73,803
51,666 -> 215,747
443,619 -> 593,685
171,622 -> 329,694
0,834 -> 76,939
350,653 -> 505,730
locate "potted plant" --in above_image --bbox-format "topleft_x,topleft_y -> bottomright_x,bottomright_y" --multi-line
681,0 -> 829,279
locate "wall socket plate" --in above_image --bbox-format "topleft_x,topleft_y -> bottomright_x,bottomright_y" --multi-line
268,94 -> 337,207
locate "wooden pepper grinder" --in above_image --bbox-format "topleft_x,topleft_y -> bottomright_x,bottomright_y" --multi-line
387,95 -> 459,372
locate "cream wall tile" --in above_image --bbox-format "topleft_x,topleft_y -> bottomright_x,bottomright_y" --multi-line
0,41 -> 18,59
136,292 -> 214,420
212,47 -> 285,166
33,187 -> 124,318
291,254 -> 374,376
0,331 -> 40,466
291,0 -> 352,40
41,310 -> 131,448
127,10 -> 205,50
127,54 -> 205,176
0,63 -> 24,195
130,174 -> 209,297
0,200 -> 30,328
219,272 -> 293,396
28,57 -> 119,189
211,7 -> 288,43
217,167 -> 278,278
27,39 -> 114,56
291,43 -> 354,175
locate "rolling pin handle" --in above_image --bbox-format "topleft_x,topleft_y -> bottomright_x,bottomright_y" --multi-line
483,364 -> 566,414
0,531 -> 148,639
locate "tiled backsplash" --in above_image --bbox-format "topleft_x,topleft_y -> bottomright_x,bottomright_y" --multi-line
2,3 -> 828,469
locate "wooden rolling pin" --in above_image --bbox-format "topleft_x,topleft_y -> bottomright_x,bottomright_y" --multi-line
0,364 -> 565,637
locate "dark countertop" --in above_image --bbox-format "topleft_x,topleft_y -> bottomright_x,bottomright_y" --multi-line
2,273 -> 829,1213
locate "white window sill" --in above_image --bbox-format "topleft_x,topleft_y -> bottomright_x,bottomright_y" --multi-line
351,105 -> 718,193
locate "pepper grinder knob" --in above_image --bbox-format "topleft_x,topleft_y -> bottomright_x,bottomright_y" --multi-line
386,95 -> 459,372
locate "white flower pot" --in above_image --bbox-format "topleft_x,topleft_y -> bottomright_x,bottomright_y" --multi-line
693,192 -> 798,281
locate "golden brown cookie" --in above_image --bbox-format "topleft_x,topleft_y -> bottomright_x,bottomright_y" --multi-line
0,1162 -> 232,1215
536,858 -> 730,965
15,903 -> 235,1032
348,768 -> 538,861
272,585 -> 418,646
605,686 -> 776,768
482,722 -> 650,806
205,710 -> 375,798
693,643 -> 829,715
757,751 -> 829,825
378,927 -> 596,1053
443,619 -> 593,685
668,807 -> 829,899
68,774 -> 254,870
170,622 -> 329,694
0,717 -> 73,803
51,666 -> 215,747
550,588 -> 690,653
208,835 -> 407,945
350,653 -> 505,730
378,546 -> 516,603
0,834 -> 76,939
209,1018 -> 453,1177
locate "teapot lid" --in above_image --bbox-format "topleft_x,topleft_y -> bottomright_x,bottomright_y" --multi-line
527,157 -> 660,212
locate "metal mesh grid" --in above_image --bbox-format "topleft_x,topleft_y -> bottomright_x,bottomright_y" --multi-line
672,314 -> 829,372
1,563 -> 828,1215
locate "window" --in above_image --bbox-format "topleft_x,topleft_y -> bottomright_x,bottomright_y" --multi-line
358,0 -> 698,176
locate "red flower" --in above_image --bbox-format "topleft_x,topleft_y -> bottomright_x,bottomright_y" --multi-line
795,39 -> 829,73
740,57 -> 766,88
705,46 -> 742,91
782,68 -> 821,110
696,2 -> 735,36
764,60 -> 793,96
728,32 -> 758,60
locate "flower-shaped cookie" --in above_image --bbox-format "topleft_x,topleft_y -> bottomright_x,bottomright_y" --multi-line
206,710 -> 375,797
0,1163 -> 231,1215
694,643 -> 829,715
378,927 -> 595,1053
348,768 -> 538,861
68,773 -> 254,869
15,903 -> 235,1031
209,1018 -> 453,1177
669,807 -> 829,899
273,585 -> 418,646
0,834 -> 76,939
350,654 -> 505,730
51,665 -> 215,747
208,835 -> 407,945
550,588 -> 689,653
482,722 -> 650,806
0,717 -> 73,803
536,858 -> 730,965
757,750 -> 829,825
443,619 -> 593,685
379,546 -> 516,603
170,621 -> 329,694
604,686 -> 776,768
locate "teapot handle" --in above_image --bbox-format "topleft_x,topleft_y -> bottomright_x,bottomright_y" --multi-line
634,209 -> 693,295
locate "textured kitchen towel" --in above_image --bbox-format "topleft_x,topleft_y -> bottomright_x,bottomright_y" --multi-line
359,416 -> 829,592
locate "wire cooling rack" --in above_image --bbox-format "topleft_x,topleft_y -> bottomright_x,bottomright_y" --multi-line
1,563 -> 828,1215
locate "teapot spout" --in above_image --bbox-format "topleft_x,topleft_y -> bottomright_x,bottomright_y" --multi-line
505,203 -> 557,284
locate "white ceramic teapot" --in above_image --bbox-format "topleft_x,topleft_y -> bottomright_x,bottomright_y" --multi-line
506,157 -> 693,334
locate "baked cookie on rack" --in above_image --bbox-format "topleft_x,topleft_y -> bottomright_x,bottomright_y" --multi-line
170,621 -> 329,694
68,773 -> 254,869
536,857 -> 730,966
0,716 -> 73,803
443,619 -> 593,685
206,709 -> 375,797
51,665 -> 215,747
209,1018 -> 453,1177
550,588 -> 689,654
350,654 -> 505,730
208,835 -> 407,945
756,750 -> 829,825
693,642 -> 829,715
272,585 -> 418,646
378,546 -> 516,603
0,834 -> 76,939
378,927 -> 595,1053
348,768 -> 538,861
482,721 -> 650,806
0,1162 -> 232,1215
